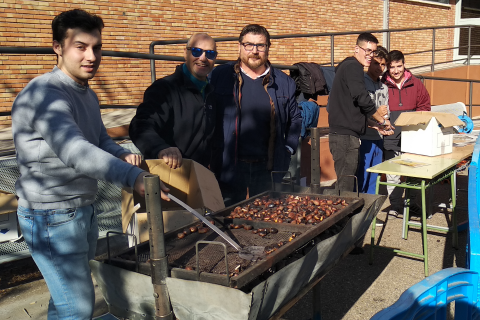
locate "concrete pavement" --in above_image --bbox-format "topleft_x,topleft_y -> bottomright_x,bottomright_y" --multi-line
0,173 -> 468,320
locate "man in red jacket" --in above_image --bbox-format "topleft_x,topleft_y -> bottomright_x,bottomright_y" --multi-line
381,50 -> 431,218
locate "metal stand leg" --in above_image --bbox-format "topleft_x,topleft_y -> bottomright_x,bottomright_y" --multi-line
145,175 -> 174,320
369,175 -> 381,265
421,180 -> 429,277
404,187 -> 411,240
451,172 -> 458,249
312,281 -> 322,320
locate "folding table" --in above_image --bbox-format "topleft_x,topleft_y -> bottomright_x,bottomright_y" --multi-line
367,146 -> 473,276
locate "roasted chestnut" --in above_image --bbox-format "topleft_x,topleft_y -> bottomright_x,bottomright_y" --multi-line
258,231 -> 267,237
198,227 -> 209,234
269,227 -> 278,234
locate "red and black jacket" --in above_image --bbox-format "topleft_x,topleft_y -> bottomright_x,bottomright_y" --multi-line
381,69 -> 431,151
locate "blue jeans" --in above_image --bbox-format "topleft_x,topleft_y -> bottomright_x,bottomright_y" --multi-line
17,204 -> 98,320
357,139 -> 383,194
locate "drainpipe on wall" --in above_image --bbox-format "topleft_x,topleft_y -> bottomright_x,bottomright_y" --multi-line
383,0 -> 390,51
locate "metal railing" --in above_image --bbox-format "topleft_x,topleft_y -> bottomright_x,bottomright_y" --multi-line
1,24 -> 479,116
149,24 -> 478,80
417,75 -> 480,116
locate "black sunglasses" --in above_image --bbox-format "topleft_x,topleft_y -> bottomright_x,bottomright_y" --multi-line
187,47 -> 218,60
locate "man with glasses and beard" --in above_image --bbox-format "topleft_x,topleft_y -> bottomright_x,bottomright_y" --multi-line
210,24 -> 302,206
130,33 -> 221,169
327,33 -> 391,192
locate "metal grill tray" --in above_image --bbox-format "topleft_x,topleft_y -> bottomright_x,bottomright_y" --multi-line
171,191 -> 363,288
110,191 -> 364,289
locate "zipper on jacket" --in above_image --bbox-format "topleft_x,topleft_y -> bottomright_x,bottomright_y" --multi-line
233,76 -> 240,165
398,87 -> 403,107
203,90 -> 211,143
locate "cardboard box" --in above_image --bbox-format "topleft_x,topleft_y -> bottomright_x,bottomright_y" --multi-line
0,191 -> 20,243
122,159 -> 224,245
395,112 -> 464,156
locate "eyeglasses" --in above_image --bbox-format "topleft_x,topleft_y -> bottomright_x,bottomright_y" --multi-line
358,46 -> 378,57
186,47 -> 218,60
241,42 -> 268,52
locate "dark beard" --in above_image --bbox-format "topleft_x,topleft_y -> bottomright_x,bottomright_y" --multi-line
240,53 -> 268,71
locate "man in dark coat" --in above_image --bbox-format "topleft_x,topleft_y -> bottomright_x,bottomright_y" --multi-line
130,33 -> 221,169
210,24 -> 302,206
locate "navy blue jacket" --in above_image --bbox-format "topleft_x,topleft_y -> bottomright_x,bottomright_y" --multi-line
210,61 -> 302,184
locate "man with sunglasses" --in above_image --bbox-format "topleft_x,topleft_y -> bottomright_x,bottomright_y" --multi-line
130,33 -> 220,169
210,24 -> 302,206
327,32 -> 391,192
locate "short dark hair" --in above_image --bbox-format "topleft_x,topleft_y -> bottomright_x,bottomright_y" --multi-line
239,24 -> 271,46
52,9 -> 104,46
356,32 -> 378,45
376,46 -> 390,65
389,50 -> 405,64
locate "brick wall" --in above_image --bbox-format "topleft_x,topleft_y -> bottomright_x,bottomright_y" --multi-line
0,0 -> 456,127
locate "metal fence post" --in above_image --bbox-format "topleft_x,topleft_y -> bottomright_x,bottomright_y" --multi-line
431,28 -> 436,72
469,81 -> 473,117
387,30 -> 390,52
310,128 -> 321,194
144,174 -> 173,320
149,43 -> 157,83
330,35 -> 335,66
467,26 -> 472,66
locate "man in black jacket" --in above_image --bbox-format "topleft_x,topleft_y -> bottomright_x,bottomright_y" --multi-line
328,33 -> 391,191
130,33 -> 220,169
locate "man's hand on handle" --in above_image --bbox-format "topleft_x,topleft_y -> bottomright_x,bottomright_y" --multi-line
134,172 -> 170,200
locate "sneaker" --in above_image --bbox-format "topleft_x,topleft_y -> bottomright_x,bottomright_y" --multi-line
388,210 -> 399,219
375,219 -> 385,227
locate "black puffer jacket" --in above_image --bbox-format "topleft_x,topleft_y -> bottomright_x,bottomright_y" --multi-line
130,64 -> 221,168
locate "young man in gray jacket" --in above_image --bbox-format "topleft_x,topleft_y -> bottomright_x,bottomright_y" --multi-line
12,9 -> 169,319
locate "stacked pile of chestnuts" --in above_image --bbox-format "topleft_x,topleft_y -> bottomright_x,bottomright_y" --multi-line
225,194 -> 349,225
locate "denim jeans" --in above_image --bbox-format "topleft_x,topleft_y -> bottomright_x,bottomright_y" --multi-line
17,204 -> 98,320
357,139 -> 384,194
329,134 -> 360,192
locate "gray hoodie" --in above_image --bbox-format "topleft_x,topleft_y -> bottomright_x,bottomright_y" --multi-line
12,67 -> 144,209
360,73 -> 389,140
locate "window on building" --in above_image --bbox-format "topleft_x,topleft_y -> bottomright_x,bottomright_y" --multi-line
459,26 -> 480,56
458,0 -> 480,56
461,0 -> 480,19
424,0 -> 450,4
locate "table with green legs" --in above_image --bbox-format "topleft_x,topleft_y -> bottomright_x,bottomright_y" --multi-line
366,146 -> 473,277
